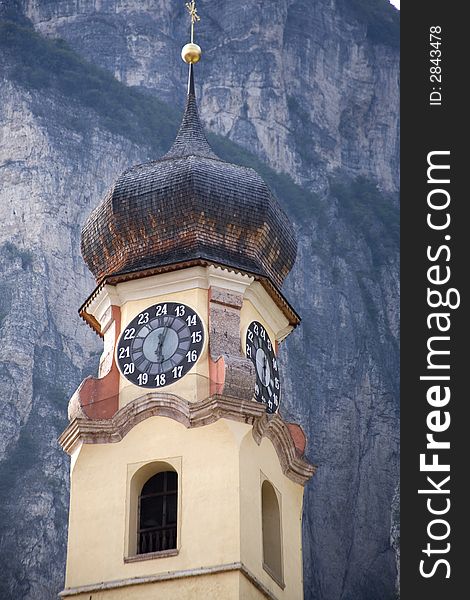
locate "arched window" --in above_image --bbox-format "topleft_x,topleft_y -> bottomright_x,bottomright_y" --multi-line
261,479 -> 283,585
138,471 -> 178,554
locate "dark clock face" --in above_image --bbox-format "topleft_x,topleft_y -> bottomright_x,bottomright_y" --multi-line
116,302 -> 204,388
245,320 -> 280,414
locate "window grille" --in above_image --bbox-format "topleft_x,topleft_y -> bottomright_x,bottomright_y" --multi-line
138,471 -> 177,554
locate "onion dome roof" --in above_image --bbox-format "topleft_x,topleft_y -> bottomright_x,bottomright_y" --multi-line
81,66 -> 297,291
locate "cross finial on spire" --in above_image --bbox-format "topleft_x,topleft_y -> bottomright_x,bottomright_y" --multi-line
181,0 -> 202,67
185,0 -> 200,43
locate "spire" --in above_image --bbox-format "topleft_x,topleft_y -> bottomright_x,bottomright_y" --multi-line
164,2 -> 217,160
188,61 -> 195,96
164,73 -> 217,159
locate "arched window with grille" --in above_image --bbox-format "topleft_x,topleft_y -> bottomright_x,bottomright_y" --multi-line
138,470 -> 178,555
261,479 -> 283,586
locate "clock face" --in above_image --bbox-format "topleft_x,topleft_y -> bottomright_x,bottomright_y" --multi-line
245,321 -> 280,414
116,302 -> 204,389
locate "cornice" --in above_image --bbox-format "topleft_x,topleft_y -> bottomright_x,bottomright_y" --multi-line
59,393 -> 265,453
60,561 -> 279,599
79,260 -> 300,336
59,394 -> 315,486
253,414 -> 317,485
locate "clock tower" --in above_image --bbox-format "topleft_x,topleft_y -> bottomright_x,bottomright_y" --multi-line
59,4 -> 315,599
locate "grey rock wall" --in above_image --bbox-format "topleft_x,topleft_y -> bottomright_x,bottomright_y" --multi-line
20,0 -> 399,192
0,1 -> 399,599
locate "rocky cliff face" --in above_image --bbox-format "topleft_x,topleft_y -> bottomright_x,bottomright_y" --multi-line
0,1 -> 399,599
20,0 -> 399,194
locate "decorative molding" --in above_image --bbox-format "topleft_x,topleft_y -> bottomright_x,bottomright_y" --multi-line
252,414 -> 316,486
114,266 -> 210,304
86,284 -> 120,330
59,394 -> 315,485
124,549 -> 179,563
207,264 -> 254,295
59,394 -> 265,453
59,561 -> 279,599
79,260 -> 300,336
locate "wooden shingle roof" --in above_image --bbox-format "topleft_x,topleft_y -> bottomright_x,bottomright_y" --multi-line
81,66 -> 297,291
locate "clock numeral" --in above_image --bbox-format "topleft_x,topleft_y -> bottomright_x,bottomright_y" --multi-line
260,328 -> 266,340
155,304 -> 168,317
267,339 -> 272,351
172,366 -> 183,379
124,328 -> 136,340
273,393 -> 279,405
118,347 -> 130,359
137,373 -> 148,385
191,331 -> 202,343
154,374 -> 166,387
247,330 -> 253,342
246,345 -> 252,358
255,383 -> 260,395
253,324 -> 259,335
274,377 -> 280,390
175,305 -> 186,317
272,357 -> 278,371
137,312 -> 149,325
186,314 -> 197,326
123,363 -> 135,375
186,350 -> 198,363
267,398 -> 273,410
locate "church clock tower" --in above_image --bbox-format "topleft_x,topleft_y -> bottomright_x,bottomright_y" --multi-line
59,3 -> 315,598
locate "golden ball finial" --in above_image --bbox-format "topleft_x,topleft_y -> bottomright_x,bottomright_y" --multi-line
181,42 -> 202,64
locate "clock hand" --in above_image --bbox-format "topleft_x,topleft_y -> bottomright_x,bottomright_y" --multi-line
155,327 -> 170,363
161,327 -> 171,362
155,330 -> 166,362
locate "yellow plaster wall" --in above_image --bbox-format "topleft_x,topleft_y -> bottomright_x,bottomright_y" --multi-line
66,570 -> 241,600
65,416 -> 245,589
65,415 -> 305,599
117,287 -> 210,407
64,570 -> 270,600
240,433 -> 305,600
